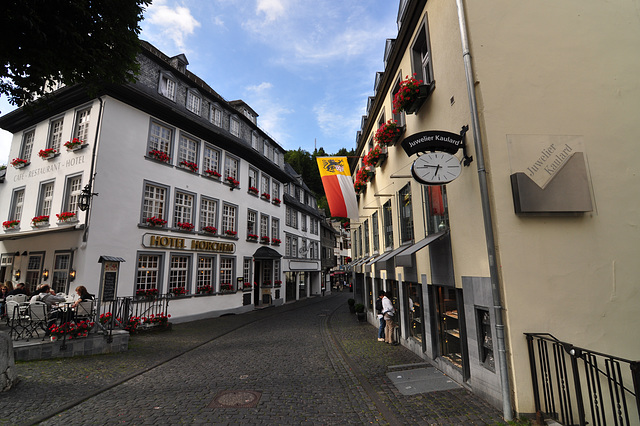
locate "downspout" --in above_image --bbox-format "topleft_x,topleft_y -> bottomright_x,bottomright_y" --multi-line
455,0 -> 513,421
82,96 -> 104,243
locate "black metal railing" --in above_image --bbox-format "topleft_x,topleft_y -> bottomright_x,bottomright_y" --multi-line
98,295 -> 171,342
525,333 -> 639,426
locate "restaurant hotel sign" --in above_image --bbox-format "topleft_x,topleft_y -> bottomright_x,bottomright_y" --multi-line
506,135 -> 593,214
142,233 -> 235,254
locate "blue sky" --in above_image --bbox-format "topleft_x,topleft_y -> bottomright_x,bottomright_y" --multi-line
0,0 -> 400,164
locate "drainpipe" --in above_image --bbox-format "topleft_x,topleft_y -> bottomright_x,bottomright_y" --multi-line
455,0 -> 513,421
82,96 -> 104,243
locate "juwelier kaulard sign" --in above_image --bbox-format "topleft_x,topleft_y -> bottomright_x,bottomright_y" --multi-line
506,135 -> 594,214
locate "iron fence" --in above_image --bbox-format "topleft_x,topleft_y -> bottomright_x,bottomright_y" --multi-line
98,295 -> 171,342
525,332 -> 639,426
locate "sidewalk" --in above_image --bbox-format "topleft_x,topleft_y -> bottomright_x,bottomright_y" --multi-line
1,292 -> 505,425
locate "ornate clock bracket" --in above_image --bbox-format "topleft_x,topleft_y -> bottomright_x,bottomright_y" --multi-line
460,125 -> 474,167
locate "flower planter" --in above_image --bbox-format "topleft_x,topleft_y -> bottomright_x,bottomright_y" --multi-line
39,150 -> 59,160
66,143 -> 87,152
204,170 -> 221,179
32,221 -> 49,228
57,218 -> 78,225
202,226 -> 218,235
11,161 -> 28,169
403,83 -> 434,115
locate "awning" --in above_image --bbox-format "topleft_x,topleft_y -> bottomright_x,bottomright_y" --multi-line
374,244 -> 412,264
253,246 -> 282,259
395,230 -> 448,267
98,256 -> 126,263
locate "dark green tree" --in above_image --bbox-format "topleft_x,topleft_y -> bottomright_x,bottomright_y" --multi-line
0,0 -> 149,107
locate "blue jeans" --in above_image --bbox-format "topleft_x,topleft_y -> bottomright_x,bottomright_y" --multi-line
378,317 -> 385,339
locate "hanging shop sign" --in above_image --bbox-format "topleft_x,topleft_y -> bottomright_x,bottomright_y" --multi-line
142,233 -> 235,254
402,130 -> 464,156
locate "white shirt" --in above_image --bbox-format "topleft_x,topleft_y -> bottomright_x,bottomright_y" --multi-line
382,296 -> 394,315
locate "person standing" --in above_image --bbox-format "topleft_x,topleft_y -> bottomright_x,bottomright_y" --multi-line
375,291 -> 385,342
382,292 -> 395,344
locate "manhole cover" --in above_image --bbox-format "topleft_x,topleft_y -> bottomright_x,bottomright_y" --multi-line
209,390 -> 262,408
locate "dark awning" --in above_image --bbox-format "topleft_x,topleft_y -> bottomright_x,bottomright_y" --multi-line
395,230 -> 448,267
374,245 -> 411,264
98,256 -> 126,263
253,246 -> 282,259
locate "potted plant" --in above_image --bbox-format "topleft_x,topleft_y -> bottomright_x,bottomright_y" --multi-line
271,237 -> 281,245
243,282 -> 253,290
272,197 -> 281,205
10,158 -> 28,168
247,233 -> 259,241
220,283 -> 233,292
202,226 -> 217,235
38,148 -> 58,159
197,285 -> 212,294
363,144 -> 388,168
355,304 -> 366,322
146,313 -> 170,328
348,298 -> 356,314
392,74 -> 433,115
226,176 -> 240,189
204,169 -> 221,178
31,215 -> 50,227
148,149 -> 170,163
224,229 -> 237,237
179,160 -> 198,172
146,216 -> 167,227
274,280 -> 282,287
136,288 -> 158,299
176,222 -> 194,231
260,236 -> 270,244
171,287 -> 187,296
64,138 -> 85,151
261,192 -> 270,200
374,119 -> 403,146
248,186 -> 259,195
56,211 -> 77,223
2,220 -> 20,230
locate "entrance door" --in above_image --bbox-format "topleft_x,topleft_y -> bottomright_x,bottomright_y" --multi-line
253,261 -> 261,306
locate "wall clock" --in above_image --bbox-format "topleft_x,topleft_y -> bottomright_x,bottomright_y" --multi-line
411,152 -> 462,185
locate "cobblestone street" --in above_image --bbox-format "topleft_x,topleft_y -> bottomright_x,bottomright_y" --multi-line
1,292 -> 505,425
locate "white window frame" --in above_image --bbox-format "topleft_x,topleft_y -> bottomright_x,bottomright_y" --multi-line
158,72 -> 177,101
73,107 -> 91,143
251,132 -> 259,150
219,257 -> 235,290
173,191 -> 194,227
142,181 -> 168,223
260,214 -> 269,238
209,103 -> 222,127
136,253 -> 163,293
169,254 -> 190,293
178,133 -> 199,165
186,89 -> 201,115
48,117 -> 64,151
247,209 -> 257,235
199,197 -> 218,229
20,129 -> 35,161
38,181 -> 55,217
222,203 -> 237,234
230,116 -> 240,137
64,174 -> 83,214
224,155 -> 239,180
148,121 -> 174,157
203,144 -> 220,174
10,188 -> 25,222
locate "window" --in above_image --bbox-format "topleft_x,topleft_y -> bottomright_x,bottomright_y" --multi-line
210,103 -> 223,127
48,118 -> 64,150
169,255 -> 190,293
292,237 -> 298,258
404,282 -> 423,343
425,185 -> 449,234
9,188 -> 25,222
200,197 -> 218,229
136,253 -> 162,293
364,219 -> 370,254
20,130 -> 35,161
398,184 -> 414,243
230,116 -> 240,137
52,252 -> 71,294
38,181 -> 55,217
301,214 -> 307,232
261,261 -> 272,285
391,75 -> 407,127
411,14 -> 435,86
73,107 -> 91,143
383,200 -> 393,249
203,145 -> 220,174
260,214 -> 269,238
285,207 -> 291,226
285,235 -> 292,257
186,90 -> 201,115
372,211 -> 380,252
251,132 -> 259,150
477,308 -> 495,371
309,242 -> 315,259
25,254 -> 43,294
272,180 -> 280,200
263,141 -> 269,157
173,191 -> 194,227
197,256 -> 216,292
291,209 -> 298,229
243,258 -> 252,287
274,260 -> 281,285
248,168 -> 258,189
64,175 -> 83,214
148,121 -> 173,157
273,150 -> 280,165
224,155 -> 239,180
247,210 -> 257,235
436,286 -> 462,369
222,203 -> 237,234
271,218 -> 280,240
178,134 -> 198,165
158,72 -> 177,101
261,174 -> 270,196
142,182 -> 167,223
219,257 -> 234,290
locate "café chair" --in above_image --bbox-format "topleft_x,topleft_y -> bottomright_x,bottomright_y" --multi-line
26,301 -> 49,340
6,301 -> 28,340
75,300 -> 95,322
13,294 -> 28,303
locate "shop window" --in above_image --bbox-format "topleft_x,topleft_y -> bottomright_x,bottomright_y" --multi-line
383,200 -> 393,249
405,282 -> 423,343
52,252 -> 71,294
243,257 -> 252,286
48,117 -> 64,151
398,183 -> 414,243
436,286 -> 462,369
136,253 -> 162,294
147,121 -> 174,161
142,182 -> 168,224
477,308 -> 495,371
73,107 -> 91,143
169,254 -> 190,293
197,255 -> 216,292
298,271 -> 306,299
425,185 -> 449,234
20,129 -> 35,161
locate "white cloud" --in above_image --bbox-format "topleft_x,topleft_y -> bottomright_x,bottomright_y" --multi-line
144,0 -> 201,52
246,82 -> 273,94
256,0 -> 287,22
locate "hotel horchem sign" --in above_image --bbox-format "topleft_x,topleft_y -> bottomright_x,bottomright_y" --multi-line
142,233 -> 235,254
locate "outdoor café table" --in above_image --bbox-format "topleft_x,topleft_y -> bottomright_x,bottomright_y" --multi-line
53,301 -> 75,323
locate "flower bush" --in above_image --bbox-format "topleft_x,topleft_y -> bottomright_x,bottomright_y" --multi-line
146,313 -> 170,327
204,169 -> 221,178
363,144 -> 386,167
202,226 -> 217,234
149,149 -> 170,163
64,138 -> 84,150
243,282 -> 253,289
226,176 -> 240,187
56,211 -> 77,221
197,285 -> 212,294
224,229 -> 237,236
176,222 -> 194,231
354,180 -> 366,194
248,186 -> 259,194
124,316 -> 141,333
262,280 -> 271,286
260,236 -> 270,244
180,160 -> 198,172
171,287 -> 187,296
393,74 -> 424,114
49,320 -> 94,339
31,215 -> 49,224
274,280 -> 282,286
220,283 -> 233,291
136,288 -> 158,297
38,148 -> 58,159
272,198 -> 281,205
3,220 -> 19,229
247,233 -> 259,239
261,192 -> 270,200
10,158 -> 28,167
271,237 -> 281,245
99,312 -> 113,325
146,216 -> 167,227
374,120 -> 402,146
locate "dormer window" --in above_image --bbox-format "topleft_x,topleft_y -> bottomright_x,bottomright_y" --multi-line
251,133 -> 259,150
263,140 -> 269,157
230,116 -> 240,137
186,89 -> 201,115
210,103 -> 222,127
158,72 -> 177,101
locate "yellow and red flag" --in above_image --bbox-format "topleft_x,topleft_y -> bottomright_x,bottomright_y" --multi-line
316,157 -> 358,219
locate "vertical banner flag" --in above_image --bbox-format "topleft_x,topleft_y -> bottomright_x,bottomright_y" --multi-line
316,157 -> 358,219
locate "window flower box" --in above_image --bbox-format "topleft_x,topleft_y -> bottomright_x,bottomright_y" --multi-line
31,215 -> 50,227
202,226 -> 217,235
393,75 -> 434,115
64,138 -> 86,151
272,198 -> 281,205
274,280 -> 282,287
146,216 -> 167,227
247,233 -> 259,241
354,180 -> 366,194
261,192 -> 270,201
148,149 -> 170,163
271,238 -> 281,246
260,236 -> 270,244
176,222 -> 194,231
226,176 -> 240,190
224,229 -> 237,237
56,211 -> 78,223
363,144 -> 388,168
243,282 -> 253,291
197,285 -> 213,294
38,148 -> 59,160
261,280 -> 272,287
10,158 -> 28,169
171,287 -> 187,296
136,288 -> 159,299
179,160 -> 198,172
374,119 -> 403,147
2,220 -> 20,231
248,186 -> 259,195
220,283 -> 234,293
204,169 -> 221,179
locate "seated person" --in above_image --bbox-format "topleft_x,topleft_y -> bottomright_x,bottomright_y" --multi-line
31,285 -> 67,330
8,282 -> 29,296
71,285 -> 94,308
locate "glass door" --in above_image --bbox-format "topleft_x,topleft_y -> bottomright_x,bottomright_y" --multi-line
436,286 -> 462,368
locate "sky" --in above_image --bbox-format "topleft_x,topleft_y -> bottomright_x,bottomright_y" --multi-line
0,0 -> 400,165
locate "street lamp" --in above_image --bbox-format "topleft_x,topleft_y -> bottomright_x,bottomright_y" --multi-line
78,183 -> 98,212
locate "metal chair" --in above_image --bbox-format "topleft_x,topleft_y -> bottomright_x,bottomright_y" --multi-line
12,294 -> 28,303
26,301 -> 48,340
6,301 -> 28,340
75,300 -> 95,322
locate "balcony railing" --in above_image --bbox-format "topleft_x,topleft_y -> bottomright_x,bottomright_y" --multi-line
525,332 -> 639,426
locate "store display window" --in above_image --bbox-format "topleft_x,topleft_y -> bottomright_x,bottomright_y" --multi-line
476,308 -> 495,371
436,286 -> 462,368
404,282 -> 423,343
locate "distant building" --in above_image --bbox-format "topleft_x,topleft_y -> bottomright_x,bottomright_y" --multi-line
0,41 -> 321,321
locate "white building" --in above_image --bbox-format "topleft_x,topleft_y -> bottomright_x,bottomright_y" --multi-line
0,41 -> 321,322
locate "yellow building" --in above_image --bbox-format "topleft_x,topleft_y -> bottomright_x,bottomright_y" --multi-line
351,0 -> 640,422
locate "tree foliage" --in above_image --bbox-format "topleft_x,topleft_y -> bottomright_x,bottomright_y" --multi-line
0,0 -> 150,107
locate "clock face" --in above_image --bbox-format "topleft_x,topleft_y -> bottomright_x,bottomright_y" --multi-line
411,152 -> 462,185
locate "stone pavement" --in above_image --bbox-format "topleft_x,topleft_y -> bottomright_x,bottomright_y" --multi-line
1,292 -> 505,425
